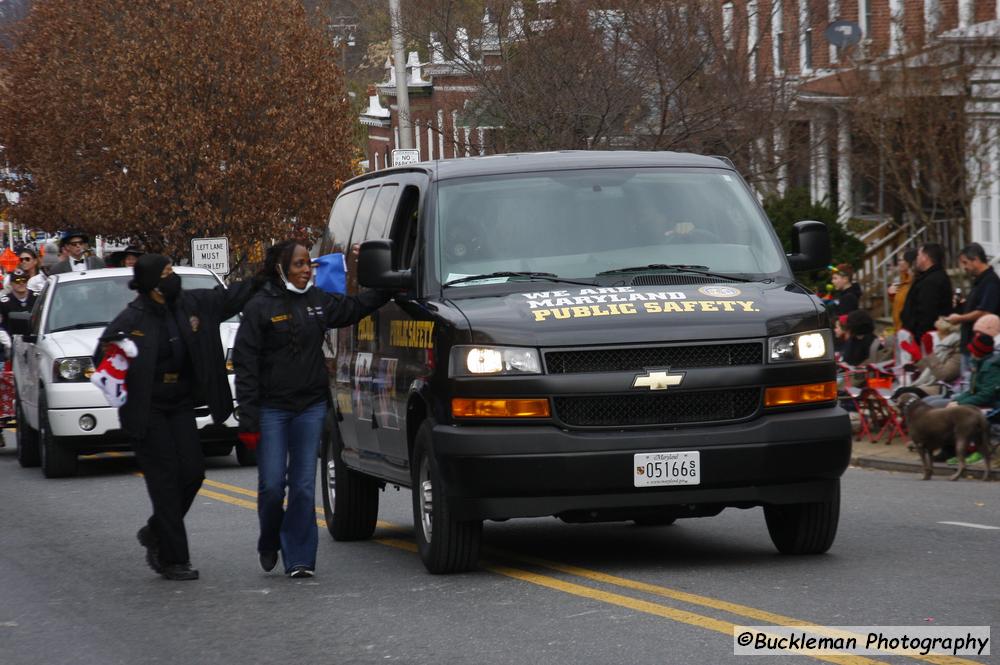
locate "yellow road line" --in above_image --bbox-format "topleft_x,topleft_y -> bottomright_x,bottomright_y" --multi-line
197,478 -> 973,665
373,538 -> 885,665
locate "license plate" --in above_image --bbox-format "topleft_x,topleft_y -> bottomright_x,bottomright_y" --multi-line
633,451 -> 700,487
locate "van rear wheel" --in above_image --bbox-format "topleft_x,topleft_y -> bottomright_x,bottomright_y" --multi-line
764,481 -> 840,554
411,422 -> 481,574
322,425 -> 378,541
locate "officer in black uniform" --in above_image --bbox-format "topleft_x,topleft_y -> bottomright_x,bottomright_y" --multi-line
0,269 -> 38,338
98,255 -> 258,580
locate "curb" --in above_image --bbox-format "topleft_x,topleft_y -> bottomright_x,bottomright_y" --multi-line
851,454 -> 1000,480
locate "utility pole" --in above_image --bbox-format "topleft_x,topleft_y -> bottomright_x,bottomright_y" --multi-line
389,0 -> 413,150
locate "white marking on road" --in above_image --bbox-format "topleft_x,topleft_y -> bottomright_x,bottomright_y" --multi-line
1,621 -> 18,627
938,521 -> 1000,530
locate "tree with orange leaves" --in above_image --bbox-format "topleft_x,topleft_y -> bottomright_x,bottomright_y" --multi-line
0,0 -> 355,265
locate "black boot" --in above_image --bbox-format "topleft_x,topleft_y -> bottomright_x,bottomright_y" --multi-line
161,563 -> 199,581
137,526 -> 164,574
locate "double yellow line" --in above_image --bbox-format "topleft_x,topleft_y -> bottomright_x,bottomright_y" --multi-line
195,477 -> 981,665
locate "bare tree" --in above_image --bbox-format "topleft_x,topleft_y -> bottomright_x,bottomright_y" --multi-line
0,0 -> 355,261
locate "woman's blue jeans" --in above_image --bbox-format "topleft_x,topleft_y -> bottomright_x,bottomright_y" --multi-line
257,401 -> 326,573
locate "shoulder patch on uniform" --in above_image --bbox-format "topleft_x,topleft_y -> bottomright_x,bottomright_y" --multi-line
271,314 -> 290,323
0,296 -> 9,303
129,329 -> 145,337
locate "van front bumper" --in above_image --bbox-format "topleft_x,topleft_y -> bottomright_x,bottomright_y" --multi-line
431,406 -> 851,521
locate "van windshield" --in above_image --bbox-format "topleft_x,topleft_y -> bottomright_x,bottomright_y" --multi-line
434,168 -> 786,287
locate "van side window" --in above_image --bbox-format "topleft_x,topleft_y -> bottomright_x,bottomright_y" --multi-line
366,184 -> 400,241
348,186 -> 381,247
390,186 -> 421,270
325,189 -> 363,254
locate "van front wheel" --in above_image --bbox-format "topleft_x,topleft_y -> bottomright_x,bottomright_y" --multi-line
764,481 -> 840,554
411,422 -> 481,574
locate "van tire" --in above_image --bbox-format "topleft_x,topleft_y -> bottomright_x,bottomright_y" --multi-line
411,422 -> 481,574
15,398 -> 41,468
764,481 -> 839,554
39,394 -> 77,478
322,425 -> 378,541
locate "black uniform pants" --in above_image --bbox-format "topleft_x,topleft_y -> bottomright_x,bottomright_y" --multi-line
133,398 -> 204,566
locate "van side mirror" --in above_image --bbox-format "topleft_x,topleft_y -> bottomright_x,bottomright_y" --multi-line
786,220 -> 831,272
358,239 -> 413,290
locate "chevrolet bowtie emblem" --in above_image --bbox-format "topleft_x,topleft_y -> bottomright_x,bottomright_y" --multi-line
632,370 -> 684,391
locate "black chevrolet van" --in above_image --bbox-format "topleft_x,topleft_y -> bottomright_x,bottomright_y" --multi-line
316,151 -> 851,574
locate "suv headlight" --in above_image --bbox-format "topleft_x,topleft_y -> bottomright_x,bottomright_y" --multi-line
54,356 -> 96,382
450,346 -> 542,377
768,329 -> 832,363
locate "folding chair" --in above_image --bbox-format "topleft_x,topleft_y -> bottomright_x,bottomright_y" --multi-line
856,364 -> 906,445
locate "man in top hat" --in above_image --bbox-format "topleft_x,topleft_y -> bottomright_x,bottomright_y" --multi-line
49,230 -> 106,274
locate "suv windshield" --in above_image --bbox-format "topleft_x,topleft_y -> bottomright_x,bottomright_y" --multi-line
434,168 -> 786,286
45,273 -> 228,333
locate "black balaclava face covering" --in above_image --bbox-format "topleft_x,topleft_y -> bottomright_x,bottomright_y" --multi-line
130,254 -> 171,294
158,272 -> 182,302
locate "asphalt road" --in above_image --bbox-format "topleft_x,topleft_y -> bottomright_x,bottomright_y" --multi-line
1,430 -> 997,665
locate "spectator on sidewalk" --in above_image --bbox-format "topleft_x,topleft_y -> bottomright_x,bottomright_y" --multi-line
888,249 -> 917,332
946,243 -> 1000,372
829,263 -> 862,317
901,318 -> 961,396
901,243 -> 953,343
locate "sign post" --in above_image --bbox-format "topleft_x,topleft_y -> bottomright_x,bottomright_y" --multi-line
191,236 -> 230,276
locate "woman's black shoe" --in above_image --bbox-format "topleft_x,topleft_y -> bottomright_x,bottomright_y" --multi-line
259,550 -> 278,572
161,564 -> 199,581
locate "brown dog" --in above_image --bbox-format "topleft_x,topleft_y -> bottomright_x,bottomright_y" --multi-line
897,393 -> 993,481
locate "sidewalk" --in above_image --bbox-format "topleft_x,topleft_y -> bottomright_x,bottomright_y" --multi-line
850,435 -> 999,480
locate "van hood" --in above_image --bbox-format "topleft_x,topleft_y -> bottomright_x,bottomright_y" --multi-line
448,282 -> 825,347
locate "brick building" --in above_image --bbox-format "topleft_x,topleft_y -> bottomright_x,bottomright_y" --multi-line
360,1 -> 1000,257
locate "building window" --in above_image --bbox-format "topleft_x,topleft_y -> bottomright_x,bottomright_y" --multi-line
773,0 -> 784,75
800,0 -> 813,72
981,198 -> 992,243
722,2 -> 735,50
958,0 -> 973,29
924,0 -> 940,36
888,0 -> 903,55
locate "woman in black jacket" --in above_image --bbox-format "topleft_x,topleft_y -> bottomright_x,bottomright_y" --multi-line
233,240 -> 390,578
97,254 -> 258,580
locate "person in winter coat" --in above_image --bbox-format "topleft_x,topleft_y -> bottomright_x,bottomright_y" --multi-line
830,263 -> 862,317
839,310 -> 891,388
233,240 -> 392,578
901,243 -> 953,343
908,318 -> 962,393
888,249 -> 917,332
95,255 -> 258,581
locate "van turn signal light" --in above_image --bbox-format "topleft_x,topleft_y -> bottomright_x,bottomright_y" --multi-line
764,381 -> 837,407
452,398 -> 551,418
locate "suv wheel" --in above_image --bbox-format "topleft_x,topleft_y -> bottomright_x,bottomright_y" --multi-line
411,421 -> 481,574
235,442 -> 257,467
38,393 -> 77,478
764,481 -> 840,554
15,397 -> 40,468
321,424 -> 378,541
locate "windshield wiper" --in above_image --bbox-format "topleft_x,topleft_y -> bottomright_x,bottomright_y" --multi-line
49,322 -> 109,333
443,272 -> 594,287
596,264 -> 756,283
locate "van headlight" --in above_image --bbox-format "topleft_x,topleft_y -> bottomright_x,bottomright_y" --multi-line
54,357 -> 96,382
768,330 -> 832,362
450,346 -> 542,376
